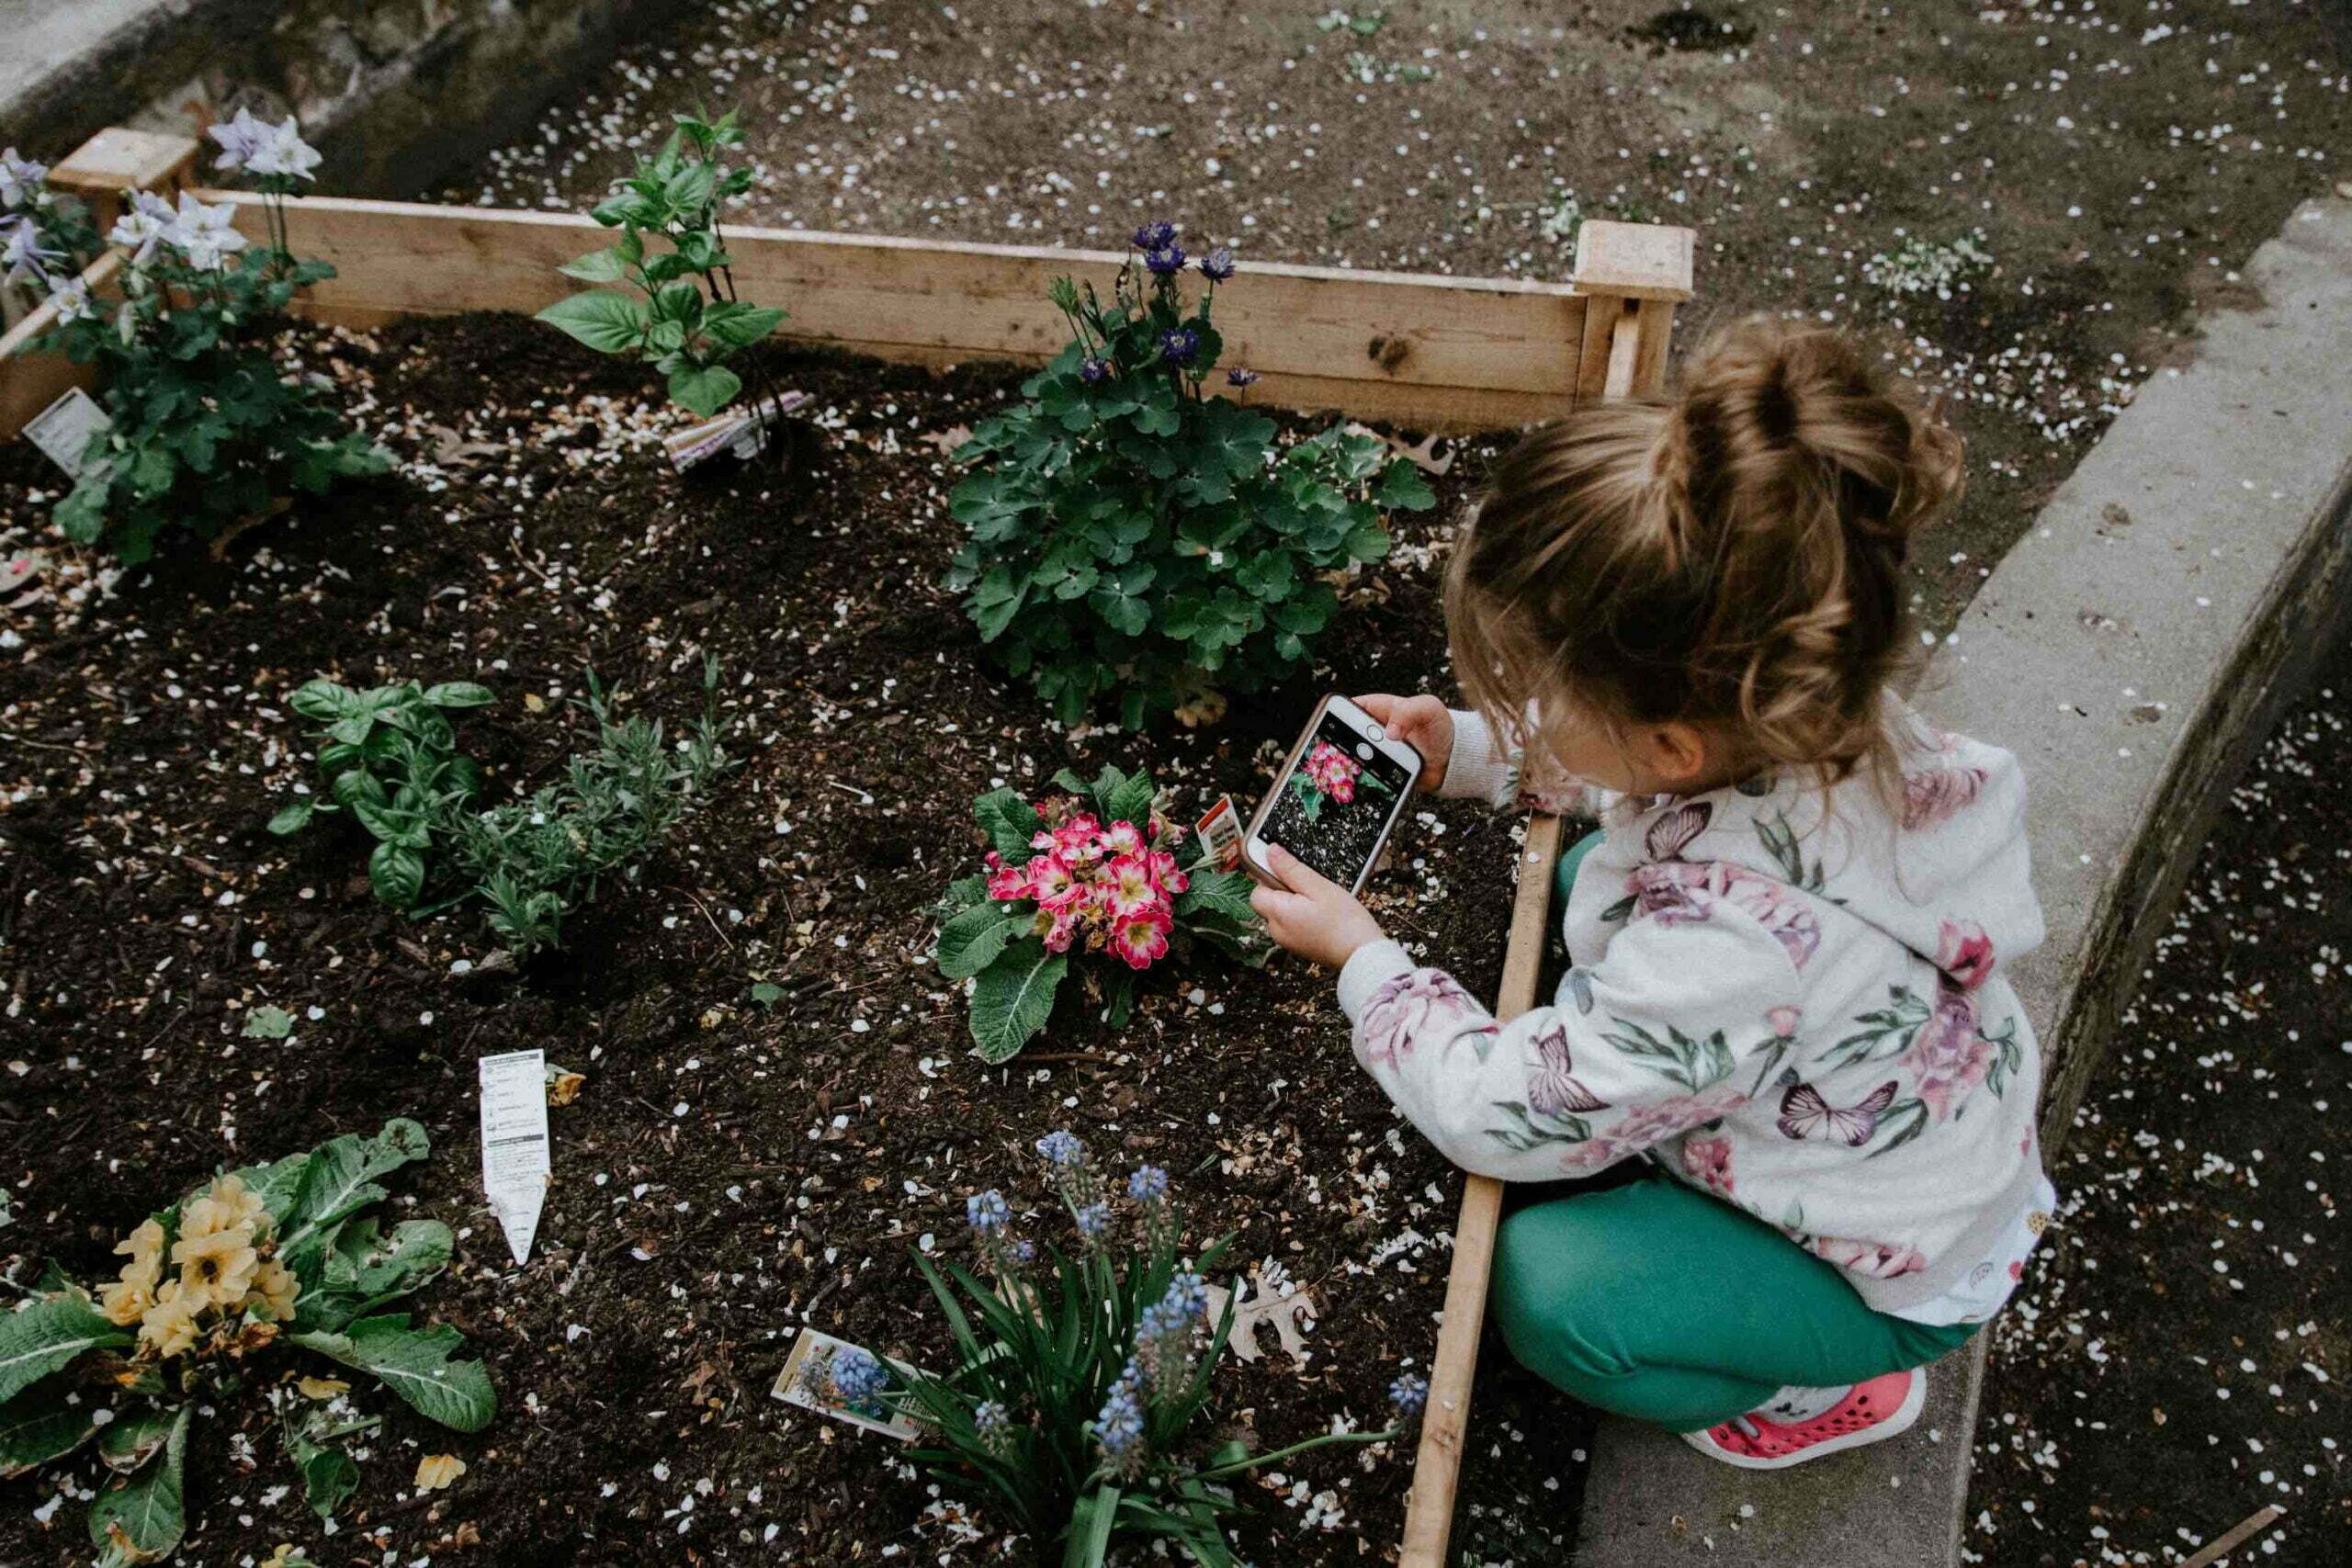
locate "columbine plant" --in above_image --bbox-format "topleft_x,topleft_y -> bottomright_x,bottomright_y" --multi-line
810,1131 -> 1418,1562
537,108 -> 791,428
934,763 -> 1261,1061
268,660 -> 730,953
945,219 -> 1437,728
3,118 -> 387,563
0,1121 -> 493,1562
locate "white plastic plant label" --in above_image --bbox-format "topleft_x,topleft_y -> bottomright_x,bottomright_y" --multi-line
477,1048 -> 550,1266
24,387 -> 111,478
772,1327 -> 922,1441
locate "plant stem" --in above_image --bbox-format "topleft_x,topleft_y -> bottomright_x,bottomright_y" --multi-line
1190,1425 -> 1403,1481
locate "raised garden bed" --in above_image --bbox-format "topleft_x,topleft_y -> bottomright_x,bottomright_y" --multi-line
0,311 -> 1607,1563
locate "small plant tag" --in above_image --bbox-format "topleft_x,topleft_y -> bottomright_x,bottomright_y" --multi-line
24,387 -> 112,477
662,391 -> 810,473
1195,794 -> 1245,873
772,1328 -> 922,1441
477,1048 -> 551,1266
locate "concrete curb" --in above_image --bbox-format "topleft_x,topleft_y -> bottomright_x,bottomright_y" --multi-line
1572,195 -> 2352,1568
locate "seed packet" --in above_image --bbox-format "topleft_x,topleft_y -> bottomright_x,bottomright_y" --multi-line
772,1327 -> 922,1441
25,387 -> 112,478
1194,793 -> 1245,873
662,391 -> 810,473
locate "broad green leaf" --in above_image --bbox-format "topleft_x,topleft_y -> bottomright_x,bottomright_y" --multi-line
967,938 -> 1067,1064
288,680 -> 356,722
289,1314 -> 495,1432
935,901 -> 1019,982
86,1404 -> 187,1565
0,1296 -> 131,1405
97,1406 -> 177,1475
422,682 -> 495,709
225,1151 -> 313,1229
667,363 -> 742,418
1345,519 -> 1393,561
972,789 -> 1042,862
1102,770 -> 1155,832
278,1120 -> 431,1263
368,840 -> 426,908
535,291 -> 650,355
0,1380 -> 101,1478
1176,868 -> 1258,926
266,798 -> 317,835
1376,460 -> 1437,511
295,1439 -> 357,1522
701,301 -> 786,348
555,247 -> 634,284
307,1219 -> 453,1325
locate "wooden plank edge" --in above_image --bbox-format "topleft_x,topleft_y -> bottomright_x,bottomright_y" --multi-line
1398,810 -> 1566,1568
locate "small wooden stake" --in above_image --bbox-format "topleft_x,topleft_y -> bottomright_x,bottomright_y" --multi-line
2177,1506 -> 2284,1568
1397,812 -> 1564,1568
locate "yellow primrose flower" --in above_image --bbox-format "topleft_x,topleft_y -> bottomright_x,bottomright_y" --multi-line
245,1257 -> 299,1323
173,1224 -> 260,1308
98,1276 -> 154,1327
183,1172 -> 268,1240
138,1281 -> 201,1359
113,1219 -> 166,1285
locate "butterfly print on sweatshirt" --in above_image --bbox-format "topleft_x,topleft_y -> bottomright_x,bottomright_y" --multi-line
1775,1073 -> 1900,1145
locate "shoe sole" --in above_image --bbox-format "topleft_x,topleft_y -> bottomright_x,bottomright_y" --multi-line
1679,1371 -> 1928,1472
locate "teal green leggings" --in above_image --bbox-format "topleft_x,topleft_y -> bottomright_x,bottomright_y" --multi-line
1501,833 -> 1978,1431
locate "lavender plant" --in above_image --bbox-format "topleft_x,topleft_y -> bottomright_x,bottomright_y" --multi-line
858,1131 -> 1419,1562
2,116 -> 388,563
945,220 -> 1436,728
536,108 -> 792,432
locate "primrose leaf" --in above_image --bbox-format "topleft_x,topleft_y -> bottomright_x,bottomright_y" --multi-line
289,1315 -> 495,1432
0,1297 -> 131,1405
967,939 -> 1068,1064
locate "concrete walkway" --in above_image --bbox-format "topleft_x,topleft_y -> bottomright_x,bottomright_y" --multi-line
1575,194 -> 2352,1568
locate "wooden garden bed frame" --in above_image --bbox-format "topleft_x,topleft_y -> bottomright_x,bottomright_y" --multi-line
0,128 -> 1693,1565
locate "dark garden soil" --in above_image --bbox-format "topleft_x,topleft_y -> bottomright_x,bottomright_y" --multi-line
1967,657 -> 2352,1567
448,0 -> 2352,637
0,315 -> 1597,1565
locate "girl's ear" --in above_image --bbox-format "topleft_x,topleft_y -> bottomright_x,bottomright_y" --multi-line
1635,722 -> 1713,791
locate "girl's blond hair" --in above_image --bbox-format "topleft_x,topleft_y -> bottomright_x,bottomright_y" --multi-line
1445,317 -> 1963,796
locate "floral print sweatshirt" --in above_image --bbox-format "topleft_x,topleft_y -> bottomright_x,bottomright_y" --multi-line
1334,705 -> 2052,1317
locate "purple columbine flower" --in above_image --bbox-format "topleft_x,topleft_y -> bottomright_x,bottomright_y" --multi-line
1144,244 -> 1187,277
1035,1130 -> 1087,1168
0,148 -> 46,210
1227,367 -> 1260,389
208,108 -> 269,172
1132,220 -> 1176,252
1079,355 -> 1111,385
1126,1166 -> 1169,1205
1198,247 -> 1236,282
967,1190 -> 1011,1234
1158,327 -> 1199,367
1390,1372 -> 1429,1416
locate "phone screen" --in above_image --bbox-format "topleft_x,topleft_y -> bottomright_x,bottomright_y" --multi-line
1259,709 -> 1415,887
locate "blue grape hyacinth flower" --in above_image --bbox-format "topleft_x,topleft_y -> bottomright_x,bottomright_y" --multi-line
1126,1165 -> 1169,1205
1035,1130 -> 1087,1167
1390,1371 -> 1429,1417
967,1189 -> 1010,1234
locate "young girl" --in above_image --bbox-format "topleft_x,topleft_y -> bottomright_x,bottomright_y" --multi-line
1250,319 -> 2053,1470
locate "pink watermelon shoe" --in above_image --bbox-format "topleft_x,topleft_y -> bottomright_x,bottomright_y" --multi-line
1679,1370 -> 1927,1470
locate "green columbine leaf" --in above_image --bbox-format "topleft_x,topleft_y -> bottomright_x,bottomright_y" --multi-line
289,1314 -> 495,1432
535,291 -> 650,355
86,1404 -> 187,1565
278,1120 -> 431,1264
1376,460 -> 1437,511
967,939 -> 1067,1063
0,1381 -> 103,1479
0,1296 -> 131,1405
935,901 -> 1021,982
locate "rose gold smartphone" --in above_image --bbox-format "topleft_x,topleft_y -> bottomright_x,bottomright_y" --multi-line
1243,694 -> 1424,897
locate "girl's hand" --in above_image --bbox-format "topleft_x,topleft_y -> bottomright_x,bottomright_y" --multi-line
1355,694 -> 1452,794
1250,844 -> 1388,970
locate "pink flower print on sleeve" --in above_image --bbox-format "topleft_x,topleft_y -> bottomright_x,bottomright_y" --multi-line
1630,862 -> 1824,969
1679,1134 -> 1736,1198
1527,1019 -> 1611,1120
1901,762 -> 1988,831
1809,1235 -> 1928,1279
1766,1004 -> 1803,1040
1934,919 -> 1996,990
1555,1089 -> 1746,1173
1360,968 -> 1489,1068
1904,987 -> 1994,1121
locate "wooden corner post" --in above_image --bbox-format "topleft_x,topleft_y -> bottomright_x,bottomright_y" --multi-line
1396,220 -> 1693,1568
